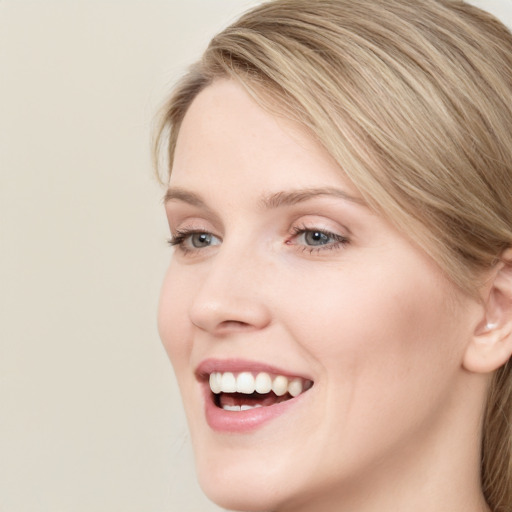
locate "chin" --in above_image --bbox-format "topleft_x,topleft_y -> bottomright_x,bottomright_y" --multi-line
193,444 -> 305,512
197,466 -> 277,512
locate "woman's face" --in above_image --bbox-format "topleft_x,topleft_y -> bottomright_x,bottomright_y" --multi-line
159,80 -> 480,511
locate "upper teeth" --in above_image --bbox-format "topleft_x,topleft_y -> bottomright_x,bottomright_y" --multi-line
209,371 -> 311,398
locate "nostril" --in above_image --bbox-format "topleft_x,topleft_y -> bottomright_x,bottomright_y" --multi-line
218,320 -> 256,331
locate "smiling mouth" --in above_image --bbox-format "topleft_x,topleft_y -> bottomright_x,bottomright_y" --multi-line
209,371 -> 314,411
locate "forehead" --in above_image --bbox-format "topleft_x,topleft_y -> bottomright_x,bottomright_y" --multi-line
171,79 -> 359,199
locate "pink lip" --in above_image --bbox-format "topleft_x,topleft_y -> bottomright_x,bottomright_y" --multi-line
196,358 -> 313,433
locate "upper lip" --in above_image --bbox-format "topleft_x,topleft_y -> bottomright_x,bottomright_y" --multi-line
195,358 -> 313,382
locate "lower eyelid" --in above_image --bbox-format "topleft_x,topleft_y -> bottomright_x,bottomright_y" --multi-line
300,242 -> 345,254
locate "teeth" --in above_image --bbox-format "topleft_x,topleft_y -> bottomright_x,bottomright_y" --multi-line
222,404 -> 263,412
223,404 -> 241,412
209,373 -> 222,394
288,378 -> 303,397
240,404 -> 262,411
236,372 -> 255,394
272,375 -> 289,396
220,372 -> 237,393
209,371 -> 312,398
255,372 -> 272,393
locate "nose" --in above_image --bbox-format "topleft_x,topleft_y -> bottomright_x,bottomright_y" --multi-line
188,245 -> 272,335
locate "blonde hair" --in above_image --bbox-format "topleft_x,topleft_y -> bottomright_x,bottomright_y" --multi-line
154,0 -> 512,509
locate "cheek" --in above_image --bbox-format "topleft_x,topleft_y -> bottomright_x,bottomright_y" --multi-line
292,256 -> 460,362
284,260 -> 465,418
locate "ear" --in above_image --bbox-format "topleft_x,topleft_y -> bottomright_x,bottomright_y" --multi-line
463,248 -> 512,374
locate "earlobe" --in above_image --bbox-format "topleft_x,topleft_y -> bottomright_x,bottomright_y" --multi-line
463,248 -> 512,374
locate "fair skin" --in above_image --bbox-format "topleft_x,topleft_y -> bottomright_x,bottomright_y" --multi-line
158,79 -> 497,512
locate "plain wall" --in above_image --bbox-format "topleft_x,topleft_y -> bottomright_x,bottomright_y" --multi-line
1,1 -> 511,511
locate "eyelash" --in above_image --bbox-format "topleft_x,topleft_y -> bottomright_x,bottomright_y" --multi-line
167,225 -> 350,255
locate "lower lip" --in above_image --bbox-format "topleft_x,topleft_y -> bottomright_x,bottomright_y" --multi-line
203,387 -> 309,433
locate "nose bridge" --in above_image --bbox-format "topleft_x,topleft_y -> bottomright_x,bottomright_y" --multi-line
189,236 -> 271,333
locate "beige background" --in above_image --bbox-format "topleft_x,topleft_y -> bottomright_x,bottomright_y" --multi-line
1,1 -> 510,511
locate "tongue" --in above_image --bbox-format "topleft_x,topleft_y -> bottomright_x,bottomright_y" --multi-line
218,392 -> 290,408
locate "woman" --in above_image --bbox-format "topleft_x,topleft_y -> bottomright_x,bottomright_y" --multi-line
155,1 -> 512,511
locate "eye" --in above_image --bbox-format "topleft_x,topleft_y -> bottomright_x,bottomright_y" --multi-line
168,229 -> 221,253
288,225 -> 349,252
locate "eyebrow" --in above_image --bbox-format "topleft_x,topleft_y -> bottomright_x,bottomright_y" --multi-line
164,186 -> 366,210
164,188 -> 209,208
259,187 -> 366,208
